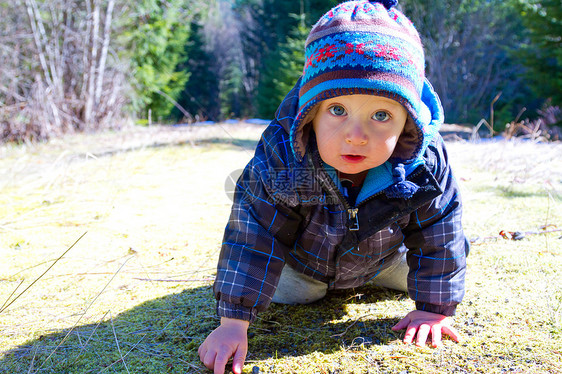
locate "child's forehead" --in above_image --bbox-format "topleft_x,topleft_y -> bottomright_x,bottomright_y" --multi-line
321,94 -> 404,108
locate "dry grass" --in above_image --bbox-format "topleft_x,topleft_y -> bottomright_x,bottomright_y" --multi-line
0,123 -> 561,373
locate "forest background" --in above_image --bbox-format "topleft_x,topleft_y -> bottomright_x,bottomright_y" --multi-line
0,0 -> 561,142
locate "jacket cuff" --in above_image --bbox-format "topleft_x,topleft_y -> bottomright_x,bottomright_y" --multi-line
217,300 -> 258,323
415,301 -> 457,316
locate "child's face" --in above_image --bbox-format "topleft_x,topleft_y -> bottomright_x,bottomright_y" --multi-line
312,94 -> 408,175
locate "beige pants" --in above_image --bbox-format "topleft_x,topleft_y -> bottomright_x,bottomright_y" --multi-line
272,252 -> 408,305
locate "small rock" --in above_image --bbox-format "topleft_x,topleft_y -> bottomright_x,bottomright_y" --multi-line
252,366 -> 260,374
512,231 -> 525,240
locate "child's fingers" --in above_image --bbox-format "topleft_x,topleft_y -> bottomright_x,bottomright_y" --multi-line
402,324 -> 419,344
202,350 -> 217,371
232,344 -> 248,374
415,324 -> 431,347
213,346 -> 235,374
442,325 -> 461,342
198,344 -> 206,360
431,325 -> 443,347
391,316 -> 410,331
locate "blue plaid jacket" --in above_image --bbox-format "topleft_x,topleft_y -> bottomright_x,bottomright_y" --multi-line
214,83 -> 469,322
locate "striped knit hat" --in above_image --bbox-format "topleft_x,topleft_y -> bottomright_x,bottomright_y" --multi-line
291,0 -> 437,168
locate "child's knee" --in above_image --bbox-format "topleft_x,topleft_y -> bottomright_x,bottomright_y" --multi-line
272,265 -> 328,304
370,251 -> 408,292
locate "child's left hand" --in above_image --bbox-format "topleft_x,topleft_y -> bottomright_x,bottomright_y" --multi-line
391,310 -> 460,348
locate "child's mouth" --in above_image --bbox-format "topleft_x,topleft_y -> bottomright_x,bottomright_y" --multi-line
342,154 -> 366,163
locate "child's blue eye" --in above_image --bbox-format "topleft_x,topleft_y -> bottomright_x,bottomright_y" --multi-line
329,105 -> 346,116
373,111 -> 390,122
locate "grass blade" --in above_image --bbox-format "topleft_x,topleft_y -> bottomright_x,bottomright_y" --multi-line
33,255 -> 133,373
0,231 -> 87,314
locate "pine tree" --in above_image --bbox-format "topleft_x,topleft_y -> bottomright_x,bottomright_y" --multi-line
257,14 -> 307,118
120,0 -> 192,121
236,0 -> 296,119
254,0 -> 348,118
173,19 -> 219,122
514,0 -> 562,107
203,0 -> 248,120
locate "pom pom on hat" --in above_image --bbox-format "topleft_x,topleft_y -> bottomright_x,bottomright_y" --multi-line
370,0 -> 398,10
385,163 -> 419,199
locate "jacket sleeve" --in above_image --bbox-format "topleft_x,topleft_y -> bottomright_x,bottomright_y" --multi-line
213,126 -> 305,323
404,135 -> 470,316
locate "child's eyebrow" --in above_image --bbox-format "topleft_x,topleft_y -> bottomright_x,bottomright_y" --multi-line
360,98 -> 401,109
374,99 -> 403,109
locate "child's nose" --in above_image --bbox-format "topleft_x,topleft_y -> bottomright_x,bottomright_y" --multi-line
345,121 -> 368,145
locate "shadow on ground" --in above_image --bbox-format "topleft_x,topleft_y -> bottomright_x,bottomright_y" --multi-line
248,286 -> 404,361
0,284 -> 404,373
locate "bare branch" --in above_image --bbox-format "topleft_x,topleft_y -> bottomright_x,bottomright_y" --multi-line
95,0 -> 115,105
84,0 -> 100,127
25,0 -> 53,88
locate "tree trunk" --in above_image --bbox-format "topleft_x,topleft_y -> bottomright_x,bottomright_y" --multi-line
95,0 -> 114,107
84,0 -> 100,128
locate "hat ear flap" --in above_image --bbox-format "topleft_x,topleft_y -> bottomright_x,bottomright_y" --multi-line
391,114 -> 419,161
292,104 -> 319,160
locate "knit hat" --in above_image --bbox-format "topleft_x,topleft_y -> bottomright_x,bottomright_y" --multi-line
289,0 -> 442,199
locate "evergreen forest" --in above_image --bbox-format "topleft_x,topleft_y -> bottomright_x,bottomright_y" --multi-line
0,0 -> 560,142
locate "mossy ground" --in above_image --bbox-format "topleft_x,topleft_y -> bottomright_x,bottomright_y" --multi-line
0,124 -> 561,373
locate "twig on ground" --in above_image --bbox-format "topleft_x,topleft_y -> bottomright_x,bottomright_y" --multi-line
33,255 -> 134,373
71,310 -> 110,364
0,224 -> 16,232
470,226 -> 561,244
0,279 -> 24,312
97,333 -> 149,374
174,358 -> 204,373
40,257 -> 180,278
132,277 -> 214,282
11,259 -> 78,278
0,231 -> 87,314
26,344 -> 37,374
109,311 -> 130,374
331,313 -> 373,338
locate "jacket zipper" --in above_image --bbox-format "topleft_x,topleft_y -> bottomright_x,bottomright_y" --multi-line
347,208 -> 359,231
312,150 -> 361,232
312,149 -> 427,233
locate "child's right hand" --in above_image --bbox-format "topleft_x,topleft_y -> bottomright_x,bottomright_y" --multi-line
198,317 -> 250,374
